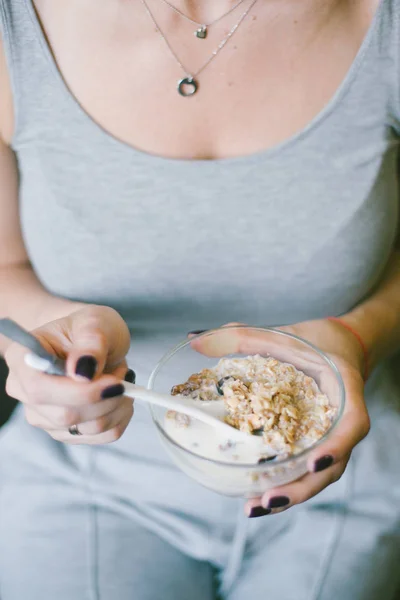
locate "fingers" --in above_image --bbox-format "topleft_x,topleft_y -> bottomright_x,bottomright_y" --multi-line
64,316 -> 109,380
25,396 -> 133,435
188,324 -> 325,375
74,398 -> 133,436
47,400 -> 134,445
306,408 -> 369,471
3,308 -> 133,447
245,458 -> 348,517
66,306 -> 131,377
243,367 -> 367,518
6,353 -> 125,406
18,364 -> 133,445
245,381 -> 365,519
305,367 -> 369,470
188,325 -> 242,357
24,394 -> 130,429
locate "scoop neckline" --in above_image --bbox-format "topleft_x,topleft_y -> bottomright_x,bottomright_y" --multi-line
23,0 -> 386,167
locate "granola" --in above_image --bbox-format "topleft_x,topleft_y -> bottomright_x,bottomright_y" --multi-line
171,354 -> 336,456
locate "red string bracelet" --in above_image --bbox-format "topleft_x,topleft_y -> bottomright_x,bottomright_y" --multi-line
326,316 -> 369,381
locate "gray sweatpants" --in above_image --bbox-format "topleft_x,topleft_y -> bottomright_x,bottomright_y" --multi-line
1,379 -> 400,600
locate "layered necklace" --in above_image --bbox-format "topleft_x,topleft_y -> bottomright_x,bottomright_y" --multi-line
140,0 -> 258,96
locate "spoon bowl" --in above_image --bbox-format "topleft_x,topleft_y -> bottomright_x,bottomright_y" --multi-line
123,382 -> 263,446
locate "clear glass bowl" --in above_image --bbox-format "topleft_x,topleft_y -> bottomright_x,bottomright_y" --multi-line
148,326 -> 345,498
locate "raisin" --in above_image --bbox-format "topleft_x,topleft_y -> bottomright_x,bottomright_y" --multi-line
252,427 -> 264,436
216,376 -> 235,395
257,455 -> 277,464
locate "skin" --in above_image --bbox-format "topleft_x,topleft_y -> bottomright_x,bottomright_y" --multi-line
1,0 -> 400,516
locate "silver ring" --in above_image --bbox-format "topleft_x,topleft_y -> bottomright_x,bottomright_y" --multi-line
68,424 -> 82,436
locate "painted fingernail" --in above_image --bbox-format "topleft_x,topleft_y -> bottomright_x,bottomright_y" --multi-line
314,455 -> 334,472
188,330 -> 207,335
267,496 -> 290,509
249,506 -> 271,518
101,383 -> 125,399
124,369 -> 136,384
75,356 -> 97,380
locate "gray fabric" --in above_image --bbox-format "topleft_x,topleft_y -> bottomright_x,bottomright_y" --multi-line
1,393 -> 400,600
0,0 -> 400,598
0,450 -> 217,600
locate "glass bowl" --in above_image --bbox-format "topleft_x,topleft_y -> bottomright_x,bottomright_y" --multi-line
148,326 -> 345,498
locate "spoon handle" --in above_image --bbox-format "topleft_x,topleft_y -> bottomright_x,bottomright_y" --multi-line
0,319 -> 66,375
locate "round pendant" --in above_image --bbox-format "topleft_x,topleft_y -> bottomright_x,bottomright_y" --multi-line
177,77 -> 198,97
195,25 -> 207,39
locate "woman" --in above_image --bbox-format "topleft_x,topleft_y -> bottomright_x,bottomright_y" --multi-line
0,0 -> 399,598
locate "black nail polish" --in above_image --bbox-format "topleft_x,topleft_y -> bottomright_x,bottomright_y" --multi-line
314,455 -> 334,472
249,506 -> 271,518
101,383 -> 125,400
267,496 -> 290,509
75,356 -> 97,380
188,330 -> 207,335
124,369 -> 136,384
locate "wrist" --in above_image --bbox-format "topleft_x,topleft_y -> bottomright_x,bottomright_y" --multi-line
339,297 -> 397,374
287,318 -> 366,379
326,316 -> 369,380
339,252 -> 400,370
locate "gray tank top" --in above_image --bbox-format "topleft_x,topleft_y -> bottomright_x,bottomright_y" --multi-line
0,0 -> 399,384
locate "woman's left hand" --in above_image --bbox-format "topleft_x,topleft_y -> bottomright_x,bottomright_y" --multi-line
243,317 -> 371,517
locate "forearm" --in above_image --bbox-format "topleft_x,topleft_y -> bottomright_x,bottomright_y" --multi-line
341,250 -> 400,372
0,262 -> 84,354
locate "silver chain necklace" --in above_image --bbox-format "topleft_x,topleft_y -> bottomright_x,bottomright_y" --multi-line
157,0 -> 247,39
141,0 -> 258,96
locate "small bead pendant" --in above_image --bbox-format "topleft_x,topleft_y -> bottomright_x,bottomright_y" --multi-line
195,25 -> 207,39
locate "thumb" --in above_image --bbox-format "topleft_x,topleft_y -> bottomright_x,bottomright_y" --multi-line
65,306 -> 131,381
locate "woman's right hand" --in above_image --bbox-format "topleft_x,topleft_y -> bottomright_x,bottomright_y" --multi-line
4,305 -> 135,444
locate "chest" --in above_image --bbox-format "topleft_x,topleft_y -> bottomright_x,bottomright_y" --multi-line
34,0 -> 378,160
18,123 -> 399,327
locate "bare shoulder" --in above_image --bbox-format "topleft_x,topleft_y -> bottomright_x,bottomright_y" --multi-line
0,30 -> 14,145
